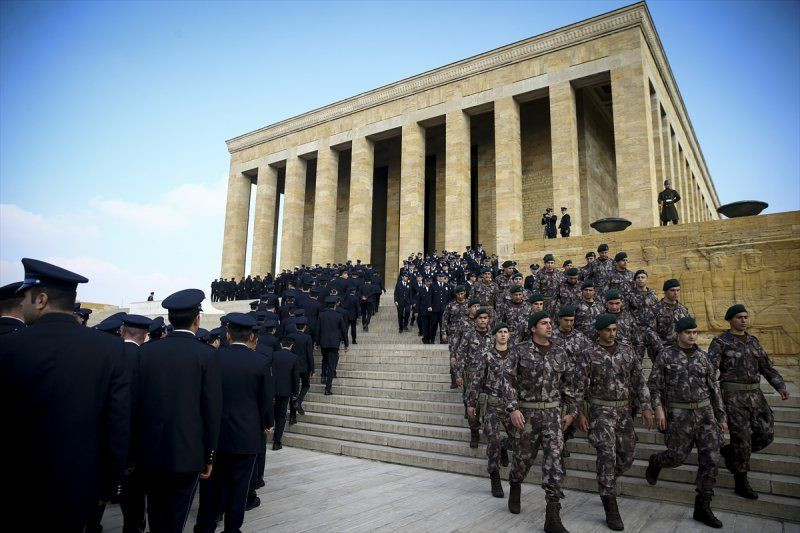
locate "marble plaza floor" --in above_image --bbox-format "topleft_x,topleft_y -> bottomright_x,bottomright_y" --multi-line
97,447 -> 798,532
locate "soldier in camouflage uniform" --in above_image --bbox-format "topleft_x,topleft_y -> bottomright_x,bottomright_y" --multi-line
646,316 -> 728,529
535,254 -> 564,313
551,306 -> 588,460
504,311 -> 577,533
579,251 -> 595,281
606,252 -> 634,310
455,307 -> 493,448
574,313 -> 653,531
575,281 -> 605,338
497,285 -> 529,346
495,260 -> 516,293
628,269 -> 661,361
588,244 -> 614,294
500,271 -> 528,306
470,267 -> 499,311
450,299 -> 481,383
466,322 -> 518,498
442,286 -> 470,388
651,279 -> 689,348
553,267 -> 582,314
603,290 -> 643,355
708,304 -> 790,500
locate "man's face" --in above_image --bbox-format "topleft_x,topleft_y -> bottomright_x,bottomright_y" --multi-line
482,271 -> 493,283
341,272 -> 349,278
730,312 -> 749,332
605,299 -> 622,314
598,324 -> 617,344
495,328 -> 510,345
531,318 -> 552,339
635,273 -> 648,288
616,258 -> 627,271
530,301 -> 544,312
544,261 -> 555,271
559,316 -> 575,333
475,313 -> 490,330
469,304 -> 480,317
425,280 -> 432,287
504,266 -> 514,276
599,251 -> 609,260
455,290 -> 466,302
665,286 -> 681,301
586,256 -> 595,265
437,276 -> 445,284
582,287 -> 595,301
566,275 -> 578,285
402,275 -> 409,283
416,276 -> 423,284
678,328 -> 698,347
512,291 -> 524,304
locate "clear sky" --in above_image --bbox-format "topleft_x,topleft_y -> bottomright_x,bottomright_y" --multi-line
1,0 -> 798,305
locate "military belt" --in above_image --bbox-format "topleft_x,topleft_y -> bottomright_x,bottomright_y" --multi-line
519,400 -> 560,409
485,394 -> 504,406
589,398 -> 629,408
720,382 -> 760,391
666,398 -> 710,410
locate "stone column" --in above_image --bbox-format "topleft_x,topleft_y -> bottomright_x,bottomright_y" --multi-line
250,164 -> 278,276
444,109 -> 471,251
279,154 -> 306,270
346,135 -> 374,262
549,83 -> 583,237
311,143 -> 339,265
611,60 -> 659,228
385,151 -> 401,276
220,165 -> 252,279
399,121 -> 425,270
494,96 -> 523,256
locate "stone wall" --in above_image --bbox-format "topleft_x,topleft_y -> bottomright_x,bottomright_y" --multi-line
521,98 -> 553,241
334,151 -> 351,264
514,211 -> 800,365
473,113 -> 496,252
301,159 -> 317,266
578,89 -> 617,231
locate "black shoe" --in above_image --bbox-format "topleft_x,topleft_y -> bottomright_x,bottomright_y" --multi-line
733,473 -> 758,499
399,328 -> 403,333
490,471 -> 504,498
253,478 -> 265,490
296,405 -> 305,415
645,454 -> 661,485
508,481 -> 521,514
245,496 -> 261,511
544,501 -> 568,533
352,340 -> 357,344
320,376 -> 326,384
365,325 -> 369,332
289,417 -> 297,425
469,428 -> 480,448
693,493 -> 723,528
601,495 -> 624,531
272,442 -> 283,450
324,390 -> 333,396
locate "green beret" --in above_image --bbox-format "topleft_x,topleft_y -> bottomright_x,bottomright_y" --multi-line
543,253 -> 555,262
454,285 -> 466,293
604,289 -> 622,301
675,316 -> 697,333
663,278 -> 681,291
528,292 -> 544,303
585,251 -> 596,258
467,298 -> 481,307
510,285 -> 523,294
481,267 -> 493,274
565,267 -> 579,277
491,322 -> 510,335
614,252 -> 628,262
598,244 -> 609,252
595,313 -> 617,330
502,260 -> 515,268
725,304 -> 747,321
475,306 -> 491,317
557,306 -> 576,318
581,280 -> 594,289
634,269 -> 647,278
528,310 -> 550,329
512,271 -> 523,279
562,260 -> 573,267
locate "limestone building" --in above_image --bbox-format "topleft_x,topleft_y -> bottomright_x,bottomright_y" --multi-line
221,2 -> 720,279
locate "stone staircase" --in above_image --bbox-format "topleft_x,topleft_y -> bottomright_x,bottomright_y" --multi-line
280,291 -> 800,522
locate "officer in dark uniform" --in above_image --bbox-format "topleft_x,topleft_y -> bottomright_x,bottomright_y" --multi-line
316,296 -> 349,395
0,281 -> 26,335
74,304 -> 93,326
148,315 -> 167,341
195,312 -> 274,533
394,271 -> 414,333
271,337 -> 299,449
288,317 -> 314,423
658,179 -> 681,225
136,289 -> 222,533
430,272 -> 452,343
558,207 -> 571,237
0,258 -> 130,532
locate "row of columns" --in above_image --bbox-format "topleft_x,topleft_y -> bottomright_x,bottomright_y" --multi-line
222,62 -> 686,279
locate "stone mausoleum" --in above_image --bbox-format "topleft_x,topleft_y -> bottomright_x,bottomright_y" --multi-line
221,2 -> 720,279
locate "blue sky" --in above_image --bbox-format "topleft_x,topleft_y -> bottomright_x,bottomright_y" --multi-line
1,0 -> 798,305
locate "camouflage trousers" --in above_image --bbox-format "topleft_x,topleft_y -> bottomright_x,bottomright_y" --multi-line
652,405 -> 722,495
461,372 -> 480,430
509,406 -> 564,502
723,390 -> 774,474
484,403 -> 515,474
587,406 -> 636,496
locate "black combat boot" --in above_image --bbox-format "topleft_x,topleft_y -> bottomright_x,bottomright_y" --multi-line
645,454 -> 661,485
720,443 -> 735,473
601,495 -> 624,531
733,473 -> 758,500
469,428 -> 480,448
543,501 -> 569,533
500,441 -> 509,467
490,471 -> 504,498
693,493 -> 722,528
507,481 -> 521,514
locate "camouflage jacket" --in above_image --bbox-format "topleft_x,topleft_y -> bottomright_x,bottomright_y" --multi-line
552,327 -> 588,363
651,299 -> 689,346
495,273 -> 513,293
579,263 -> 593,281
575,341 -> 651,411
609,310 -> 642,352
553,280 -> 582,313
606,269 -> 635,306
500,286 -> 531,307
442,300 -> 469,336
629,288 -> 659,327
647,344 -> 726,422
503,340 -> 578,418
588,258 -> 614,293
455,327 -> 493,375
465,345 -> 518,407
534,269 -> 563,302
470,281 -> 498,309
575,299 -> 606,338
496,300 -> 530,344
708,331 -> 785,391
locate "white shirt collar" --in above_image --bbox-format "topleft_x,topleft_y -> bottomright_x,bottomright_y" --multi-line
173,329 -> 195,335
124,339 -> 141,346
0,315 -> 25,324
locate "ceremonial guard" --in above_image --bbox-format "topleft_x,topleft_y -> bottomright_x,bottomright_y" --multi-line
658,179 -> 681,225
558,207 -> 571,237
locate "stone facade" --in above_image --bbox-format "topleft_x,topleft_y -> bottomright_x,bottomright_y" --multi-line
221,2 -> 720,278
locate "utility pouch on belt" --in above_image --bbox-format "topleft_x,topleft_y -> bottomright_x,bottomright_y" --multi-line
478,392 -> 488,424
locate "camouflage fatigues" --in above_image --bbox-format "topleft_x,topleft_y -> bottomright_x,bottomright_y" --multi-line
457,328 -> 493,430
443,299 -> 471,383
588,257 -> 614,293
652,299 -> 689,347
708,331 -> 785,474
470,281 -> 499,310
606,269 -> 635,308
504,340 -> 578,502
553,280 -> 582,314
466,345 -> 519,473
534,269 -> 564,312
495,273 -> 513,293
648,344 -> 727,495
496,301 -> 529,346
629,288 -> 659,327
552,327 -> 589,447
579,263 -> 593,282
575,342 -> 651,496
609,310 -> 643,356
575,299 -> 605,338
